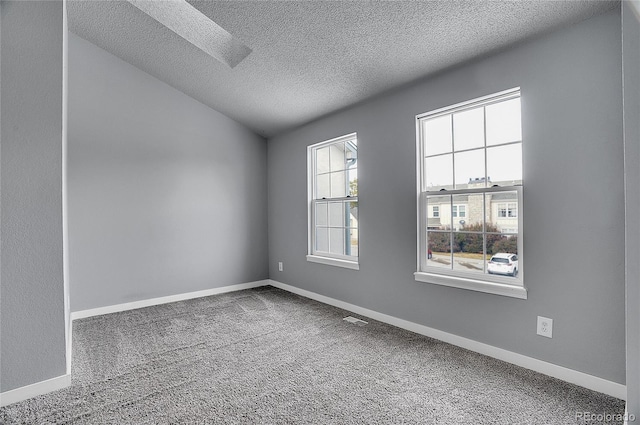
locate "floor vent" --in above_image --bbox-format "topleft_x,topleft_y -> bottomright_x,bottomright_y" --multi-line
343,316 -> 368,326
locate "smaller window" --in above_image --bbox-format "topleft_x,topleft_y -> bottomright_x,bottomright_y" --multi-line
498,203 -> 517,218
452,205 -> 466,218
432,205 -> 440,218
307,133 -> 359,270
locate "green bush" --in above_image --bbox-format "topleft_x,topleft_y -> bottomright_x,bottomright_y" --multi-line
491,236 -> 518,255
454,232 -> 482,254
428,230 -> 451,252
428,223 -> 516,255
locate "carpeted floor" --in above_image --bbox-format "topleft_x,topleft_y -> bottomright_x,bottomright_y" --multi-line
0,286 -> 626,424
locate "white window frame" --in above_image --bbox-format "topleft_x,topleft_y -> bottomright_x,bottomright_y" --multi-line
307,133 -> 359,270
498,202 -> 517,218
452,204 -> 466,218
432,205 -> 440,218
415,88 -> 526,299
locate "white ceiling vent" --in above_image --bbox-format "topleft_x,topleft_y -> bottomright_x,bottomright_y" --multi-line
127,0 -> 251,68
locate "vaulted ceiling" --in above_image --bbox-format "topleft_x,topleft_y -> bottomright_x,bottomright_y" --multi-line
67,0 -> 617,137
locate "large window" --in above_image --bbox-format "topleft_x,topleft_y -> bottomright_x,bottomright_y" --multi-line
307,133 -> 359,270
415,88 -> 525,298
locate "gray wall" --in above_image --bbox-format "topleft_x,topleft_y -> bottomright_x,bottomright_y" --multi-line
1,1 -> 67,392
623,0 -> 640,416
268,10 -> 626,384
68,33 -> 268,312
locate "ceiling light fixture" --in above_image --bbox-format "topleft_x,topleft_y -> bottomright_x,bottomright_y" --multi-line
127,0 -> 252,68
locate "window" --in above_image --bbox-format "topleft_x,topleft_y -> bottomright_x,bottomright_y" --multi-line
498,203 -> 517,218
415,88 -> 525,298
452,205 -> 466,218
307,133 -> 359,269
432,206 -> 440,218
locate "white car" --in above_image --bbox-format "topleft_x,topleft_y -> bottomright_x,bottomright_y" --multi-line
487,253 -> 519,277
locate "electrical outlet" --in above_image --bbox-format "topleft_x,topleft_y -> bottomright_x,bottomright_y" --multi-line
278,262 -> 283,272
537,316 -> 553,338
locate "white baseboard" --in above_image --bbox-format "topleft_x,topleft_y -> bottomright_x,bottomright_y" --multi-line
70,279 -> 270,320
268,279 -> 627,400
0,374 -> 71,407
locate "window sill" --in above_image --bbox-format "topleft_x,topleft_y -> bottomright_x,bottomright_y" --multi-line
307,255 -> 359,270
414,272 -> 527,299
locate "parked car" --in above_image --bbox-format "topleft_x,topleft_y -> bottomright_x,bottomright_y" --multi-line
487,253 -> 518,276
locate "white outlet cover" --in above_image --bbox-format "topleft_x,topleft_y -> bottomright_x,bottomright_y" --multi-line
537,316 -> 553,338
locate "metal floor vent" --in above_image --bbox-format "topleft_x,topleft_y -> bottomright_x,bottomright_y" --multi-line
343,316 -> 368,326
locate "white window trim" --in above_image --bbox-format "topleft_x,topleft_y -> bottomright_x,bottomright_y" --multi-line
414,271 -> 527,299
415,88 -> 526,299
306,254 -> 360,270
307,133 -> 359,270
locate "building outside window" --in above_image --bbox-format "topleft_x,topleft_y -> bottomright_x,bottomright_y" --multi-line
415,88 -> 525,298
307,133 -> 359,270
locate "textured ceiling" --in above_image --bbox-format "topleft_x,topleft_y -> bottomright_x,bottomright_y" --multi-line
67,0 -> 618,137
